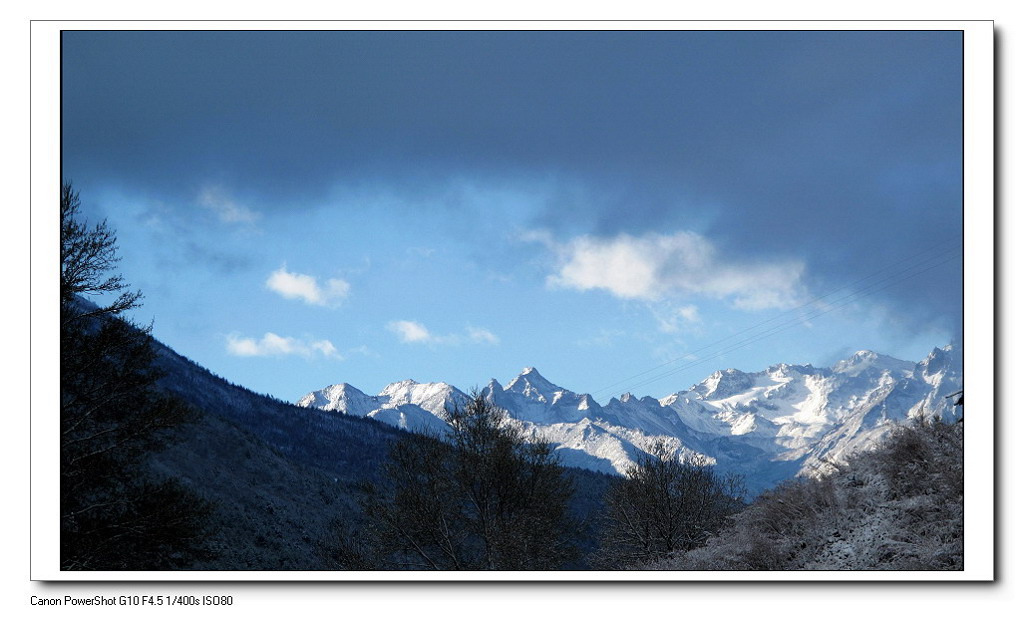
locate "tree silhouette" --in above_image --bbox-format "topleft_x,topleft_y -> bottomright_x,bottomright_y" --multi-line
60,181 -> 213,570
593,442 -> 744,569
333,393 -> 580,570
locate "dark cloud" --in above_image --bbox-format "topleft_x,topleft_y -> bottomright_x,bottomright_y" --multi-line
61,29 -> 963,336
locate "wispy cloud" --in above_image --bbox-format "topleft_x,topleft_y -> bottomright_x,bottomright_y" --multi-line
226,332 -> 341,359
388,320 -> 434,344
406,246 -> 437,258
343,345 -> 380,359
467,326 -> 500,345
198,185 -> 260,224
266,266 -> 351,307
653,304 -> 702,334
387,320 -> 500,346
576,328 -> 626,348
538,231 -> 805,311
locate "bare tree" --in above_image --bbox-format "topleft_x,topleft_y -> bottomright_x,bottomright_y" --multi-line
60,181 -> 212,570
334,393 -> 581,570
60,181 -> 141,325
593,442 -> 745,569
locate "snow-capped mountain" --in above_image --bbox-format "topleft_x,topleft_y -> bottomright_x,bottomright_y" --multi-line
297,346 -> 962,494
296,379 -> 468,434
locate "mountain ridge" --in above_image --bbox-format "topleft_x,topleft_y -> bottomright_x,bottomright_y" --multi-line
298,346 -> 962,494
131,328 -> 617,568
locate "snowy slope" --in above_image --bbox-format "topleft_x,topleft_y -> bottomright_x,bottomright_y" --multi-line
296,346 -> 962,494
296,379 -> 467,434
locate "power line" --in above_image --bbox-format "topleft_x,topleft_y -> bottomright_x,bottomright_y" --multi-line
590,237 -> 961,398
600,251 -> 958,400
593,247 -> 960,403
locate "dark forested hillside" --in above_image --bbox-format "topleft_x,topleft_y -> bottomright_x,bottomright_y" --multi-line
147,340 -> 615,569
110,328 -> 965,572
147,341 -> 402,569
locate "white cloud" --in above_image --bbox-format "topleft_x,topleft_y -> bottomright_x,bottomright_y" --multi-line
266,266 -> 351,306
576,328 -> 626,348
388,320 -> 433,343
198,185 -> 260,224
310,340 -> 340,358
388,321 -> 500,346
467,326 -> 500,345
544,231 -> 804,311
654,304 -> 702,334
226,332 -> 342,359
677,304 -> 700,323
406,246 -> 437,258
344,345 -> 379,359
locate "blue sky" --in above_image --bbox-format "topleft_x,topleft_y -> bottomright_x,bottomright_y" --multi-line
61,30 -> 963,403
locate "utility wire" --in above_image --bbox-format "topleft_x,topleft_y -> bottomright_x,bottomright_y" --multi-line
600,251 -> 958,400
594,248 -> 960,403
592,238 -> 962,397
612,255 -> 958,399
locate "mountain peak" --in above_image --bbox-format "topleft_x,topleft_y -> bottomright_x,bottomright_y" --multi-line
691,367 -> 755,401
832,350 -> 914,378
510,366 -> 555,386
504,367 -> 566,402
923,345 -> 962,377
392,378 -> 418,386
295,381 -> 375,414
330,381 -> 364,394
520,366 -> 544,379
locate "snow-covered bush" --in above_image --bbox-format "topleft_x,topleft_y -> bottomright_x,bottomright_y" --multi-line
653,418 -> 963,571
